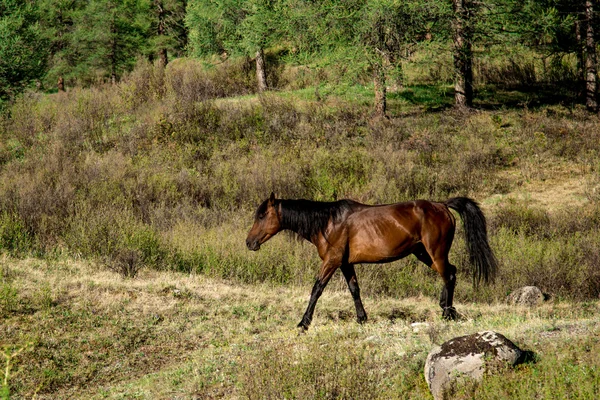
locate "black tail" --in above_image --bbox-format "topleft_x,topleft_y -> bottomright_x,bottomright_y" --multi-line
445,197 -> 498,285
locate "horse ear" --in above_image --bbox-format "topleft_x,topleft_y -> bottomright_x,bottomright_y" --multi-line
268,192 -> 275,205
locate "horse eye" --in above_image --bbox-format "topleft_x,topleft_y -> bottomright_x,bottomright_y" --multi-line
258,213 -> 265,220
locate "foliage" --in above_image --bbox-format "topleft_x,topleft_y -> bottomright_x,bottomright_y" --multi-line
186,0 -> 283,57
68,0 -> 147,83
0,1 -> 48,101
145,0 -> 188,62
0,61 -> 599,301
0,0 -> 594,107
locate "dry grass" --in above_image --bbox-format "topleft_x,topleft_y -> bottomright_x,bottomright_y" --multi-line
2,257 -> 600,399
3,60 -> 600,398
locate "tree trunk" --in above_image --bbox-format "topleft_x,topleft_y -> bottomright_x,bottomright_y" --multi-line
57,76 -> 65,92
373,63 -> 387,118
159,48 -> 168,68
110,14 -> 117,84
575,18 -> 585,98
452,0 -> 473,108
156,0 -> 168,67
256,48 -> 268,92
585,0 -> 597,111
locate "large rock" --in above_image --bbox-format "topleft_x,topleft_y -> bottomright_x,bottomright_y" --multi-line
425,331 -> 527,400
506,286 -> 545,306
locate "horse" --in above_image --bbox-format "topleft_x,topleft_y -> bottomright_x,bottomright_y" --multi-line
246,193 -> 497,330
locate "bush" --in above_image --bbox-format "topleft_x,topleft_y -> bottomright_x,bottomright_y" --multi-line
1,59 -> 600,302
108,248 -> 144,279
0,212 -> 31,255
490,201 -> 550,237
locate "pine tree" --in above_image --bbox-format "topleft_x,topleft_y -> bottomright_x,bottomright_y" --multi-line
0,0 -> 48,100
584,0 -> 597,111
69,0 -> 147,84
452,0 -> 475,108
38,0 -> 86,90
187,0 -> 284,92
147,0 -> 187,67
357,0 -> 449,116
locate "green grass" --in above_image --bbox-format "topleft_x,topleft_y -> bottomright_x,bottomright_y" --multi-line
1,257 -> 600,399
1,58 -> 600,398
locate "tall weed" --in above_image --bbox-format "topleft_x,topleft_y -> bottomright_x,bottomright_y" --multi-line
1,60 -> 600,300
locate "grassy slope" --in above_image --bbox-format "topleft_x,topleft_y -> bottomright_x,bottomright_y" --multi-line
2,60 -> 600,397
2,257 -> 600,399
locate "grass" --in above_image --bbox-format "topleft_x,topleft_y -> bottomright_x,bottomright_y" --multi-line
1,58 -> 600,397
1,257 -> 600,399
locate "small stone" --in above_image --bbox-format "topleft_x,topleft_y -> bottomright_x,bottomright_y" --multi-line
506,286 -> 545,306
411,322 -> 429,332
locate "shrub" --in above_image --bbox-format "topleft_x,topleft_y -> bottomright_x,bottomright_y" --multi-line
0,281 -> 19,318
1,59 -> 600,302
490,201 -> 550,237
108,248 -> 144,279
0,212 -> 31,255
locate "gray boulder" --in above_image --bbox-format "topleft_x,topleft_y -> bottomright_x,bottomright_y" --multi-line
425,331 -> 527,400
506,286 -> 545,306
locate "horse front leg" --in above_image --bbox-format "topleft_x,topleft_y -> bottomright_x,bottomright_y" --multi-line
298,259 -> 339,331
340,263 -> 367,324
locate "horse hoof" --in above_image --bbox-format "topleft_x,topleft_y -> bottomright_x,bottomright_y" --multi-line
297,322 -> 309,332
357,315 -> 368,324
442,307 -> 458,321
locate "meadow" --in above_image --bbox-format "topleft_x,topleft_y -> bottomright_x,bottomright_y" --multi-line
2,58 -> 600,398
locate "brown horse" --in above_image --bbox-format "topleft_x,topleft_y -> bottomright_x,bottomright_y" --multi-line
246,193 -> 497,330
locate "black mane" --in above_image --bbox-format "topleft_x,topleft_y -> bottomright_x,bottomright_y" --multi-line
278,199 -> 357,241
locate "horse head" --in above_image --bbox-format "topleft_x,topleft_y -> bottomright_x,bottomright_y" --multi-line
246,192 -> 281,251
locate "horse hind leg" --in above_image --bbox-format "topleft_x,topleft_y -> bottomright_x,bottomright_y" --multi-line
439,263 -> 457,320
340,263 -> 367,324
413,243 -> 458,321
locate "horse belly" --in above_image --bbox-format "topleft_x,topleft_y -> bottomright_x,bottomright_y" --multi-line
347,228 -> 417,264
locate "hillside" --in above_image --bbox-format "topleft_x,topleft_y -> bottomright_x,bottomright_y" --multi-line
1,59 -> 600,397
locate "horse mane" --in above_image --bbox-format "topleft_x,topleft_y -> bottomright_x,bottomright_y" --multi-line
278,199 -> 356,241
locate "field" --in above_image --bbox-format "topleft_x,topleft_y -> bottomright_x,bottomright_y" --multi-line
2,59 -> 600,398
2,257 -> 600,399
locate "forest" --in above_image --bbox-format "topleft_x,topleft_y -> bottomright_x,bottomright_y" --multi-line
2,0 -> 600,113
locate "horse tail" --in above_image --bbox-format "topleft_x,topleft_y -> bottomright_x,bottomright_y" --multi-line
445,197 -> 498,285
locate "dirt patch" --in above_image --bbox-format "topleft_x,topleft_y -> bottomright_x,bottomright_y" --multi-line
484,163 -> 590,213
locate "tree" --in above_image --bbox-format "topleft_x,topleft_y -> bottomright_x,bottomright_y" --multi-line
491,0 -> 596,109
357,0 -> 449,117
68,0 -> 147,84
446,0 -> 581,107
452,0 -> 475,108
147,0 -> 187,67
187,0 -> 284,92
239,0 -> 284,92
0,1 -> 48,101
584,0 -> 597,111
38,0 -> 86,91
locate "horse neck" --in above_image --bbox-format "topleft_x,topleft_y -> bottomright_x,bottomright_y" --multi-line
279,199 -> 338,242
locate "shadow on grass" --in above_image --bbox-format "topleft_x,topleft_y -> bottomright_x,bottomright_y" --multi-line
475,82 -> 580,110
271,81 -> 581,117
388,84 -> 454,112
387,82 -> 580,115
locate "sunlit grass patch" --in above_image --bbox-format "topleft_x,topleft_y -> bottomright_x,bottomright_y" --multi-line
1,257 -> 599,398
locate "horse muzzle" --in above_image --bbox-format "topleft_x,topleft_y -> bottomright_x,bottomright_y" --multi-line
246,239 -> 261,251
